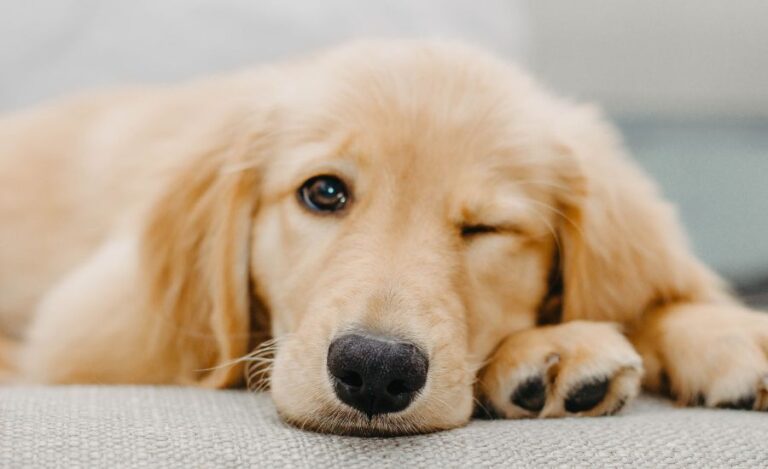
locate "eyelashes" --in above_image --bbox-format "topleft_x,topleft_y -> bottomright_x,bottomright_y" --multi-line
460,223 -> 528,239
460,224 -> 498,237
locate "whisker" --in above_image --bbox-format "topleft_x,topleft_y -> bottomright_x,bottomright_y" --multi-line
471,394 -> 498,418
246,361 -> 273,392
525,198 -> 584,240
242,334 -> 300,392
525,204 -> 564,263
195,339 -> 278,373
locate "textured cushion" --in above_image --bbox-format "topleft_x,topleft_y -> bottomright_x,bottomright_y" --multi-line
1,386 -> 767,467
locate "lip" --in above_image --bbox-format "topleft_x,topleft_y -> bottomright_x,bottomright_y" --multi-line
276,405 -> 451,437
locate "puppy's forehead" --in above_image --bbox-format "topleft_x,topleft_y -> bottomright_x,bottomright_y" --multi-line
311,50 -> 539,169
287,45 -> 536,140
274,43 -> 557,214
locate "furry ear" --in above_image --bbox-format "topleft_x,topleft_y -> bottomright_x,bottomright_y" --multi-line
140,124 -> 268,388
551,106 -> 725,323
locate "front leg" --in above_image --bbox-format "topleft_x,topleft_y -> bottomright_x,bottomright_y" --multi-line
630,302 -> 768,409
476,321 -> 643,418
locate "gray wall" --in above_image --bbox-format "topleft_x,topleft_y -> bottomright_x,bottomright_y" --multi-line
5,1 -> 767,117
0,0 -> 527,111
528,0 -> 768,117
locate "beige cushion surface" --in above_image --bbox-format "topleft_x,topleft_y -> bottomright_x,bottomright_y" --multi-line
1,386 -> 767,468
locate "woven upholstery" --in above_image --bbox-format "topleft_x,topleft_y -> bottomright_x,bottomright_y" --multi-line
2,386 -> 767,467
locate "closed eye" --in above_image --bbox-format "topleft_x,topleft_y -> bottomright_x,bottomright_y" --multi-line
460,224 -> 499,237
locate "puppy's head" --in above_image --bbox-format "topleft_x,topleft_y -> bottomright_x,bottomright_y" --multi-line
142,41 -> 705,435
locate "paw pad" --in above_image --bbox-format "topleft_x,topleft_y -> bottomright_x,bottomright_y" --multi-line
564,377 -> 610,413
510,375 -> 547,412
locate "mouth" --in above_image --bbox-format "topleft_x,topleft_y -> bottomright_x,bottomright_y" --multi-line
277,405 -> 449,437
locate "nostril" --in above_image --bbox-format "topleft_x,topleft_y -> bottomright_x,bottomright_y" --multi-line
338,370 -> 363,388
386,379 -> 411,396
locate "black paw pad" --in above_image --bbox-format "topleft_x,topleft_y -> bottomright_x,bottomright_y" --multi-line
565,377 -> 610,413
717,395 -> 755,410
510,375 -> 547,412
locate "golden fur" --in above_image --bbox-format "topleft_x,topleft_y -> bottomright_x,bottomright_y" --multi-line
1,40 -> 767,435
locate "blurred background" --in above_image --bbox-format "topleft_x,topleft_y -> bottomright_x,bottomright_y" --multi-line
2,1 -> 767,301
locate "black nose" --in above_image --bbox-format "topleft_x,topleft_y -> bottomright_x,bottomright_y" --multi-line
327,333 -> 429,418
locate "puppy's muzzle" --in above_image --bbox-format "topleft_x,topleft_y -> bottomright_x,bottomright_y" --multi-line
327,333 -> 428,418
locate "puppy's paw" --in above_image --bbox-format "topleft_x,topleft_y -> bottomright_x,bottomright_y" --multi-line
476,321 -> 643,419
632,304 -> 768,410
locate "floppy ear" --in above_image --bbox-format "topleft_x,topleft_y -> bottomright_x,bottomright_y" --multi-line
140,123 -> 270,388
551,106 -> 725,323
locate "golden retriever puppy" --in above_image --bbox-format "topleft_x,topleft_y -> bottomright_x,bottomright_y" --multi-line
1,40 -> 767,435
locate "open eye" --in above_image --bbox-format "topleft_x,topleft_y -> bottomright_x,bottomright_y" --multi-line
298,175 -> 350,213
460,224 -> 498,237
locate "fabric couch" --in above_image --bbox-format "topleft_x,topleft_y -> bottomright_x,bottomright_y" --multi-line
2,386 -> 766,467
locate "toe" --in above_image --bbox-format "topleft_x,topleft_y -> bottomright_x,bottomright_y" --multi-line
564,377 -> 610,413
607,397 -> 628,415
